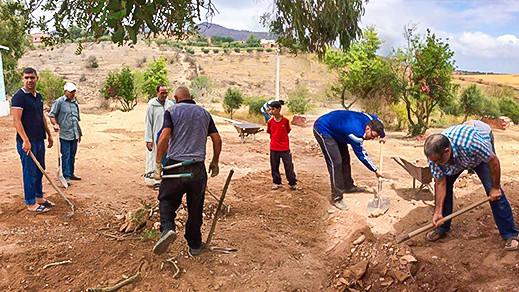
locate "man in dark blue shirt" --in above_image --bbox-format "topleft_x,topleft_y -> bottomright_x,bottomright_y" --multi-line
314,110 -> 386,210
12,67 -> 54,213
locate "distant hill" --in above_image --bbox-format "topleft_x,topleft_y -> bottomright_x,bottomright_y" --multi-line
196,22 -> 275,41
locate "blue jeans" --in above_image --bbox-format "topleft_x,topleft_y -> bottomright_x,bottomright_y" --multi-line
438,161 -> 518,239
17,140 -> 45,205
60,138 -> 78,179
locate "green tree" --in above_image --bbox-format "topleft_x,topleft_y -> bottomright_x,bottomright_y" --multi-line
36,69 -> 66,105
222,87 -> 244,119
498,97 -> 519,124
391,27 -> 458,135
262,0 -> 365,59
143,57 -> 168,100
324,27 -> 397,110
459,84 -> 484,122
287,87 -> 311,114
23,1 -> 217,47
246,33 -> 261,47
479,97 -> 501,119
100,66 -> 137,112
248,96 -> 269,116
0,0 -> 30,95
189,75 -> 217,105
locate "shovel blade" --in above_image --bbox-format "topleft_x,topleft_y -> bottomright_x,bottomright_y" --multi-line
367,196 -> 391,214
56,159 -> 68,188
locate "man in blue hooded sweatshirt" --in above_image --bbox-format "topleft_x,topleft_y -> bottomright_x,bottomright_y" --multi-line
314,110 -> 386,210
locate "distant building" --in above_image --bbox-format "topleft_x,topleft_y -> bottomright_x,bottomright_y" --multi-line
31,33 -> 51,43
261,39 -> 277,49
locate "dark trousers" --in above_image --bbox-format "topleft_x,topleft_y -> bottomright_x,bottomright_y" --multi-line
270,150 -> 297,186
313,128 -> 354,202
60,138 -> 78,179
438,161 -> 518,239
17,140 -> 45,205
158,160 -> 207,249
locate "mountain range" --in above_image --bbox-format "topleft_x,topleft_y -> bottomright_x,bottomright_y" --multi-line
196,22 -> 276,42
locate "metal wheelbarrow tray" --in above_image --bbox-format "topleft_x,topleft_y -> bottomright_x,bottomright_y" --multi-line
392,156 -> 434,195
233,123 -> 264,143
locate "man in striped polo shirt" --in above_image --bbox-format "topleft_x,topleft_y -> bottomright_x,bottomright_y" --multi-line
424,123 -> 519,250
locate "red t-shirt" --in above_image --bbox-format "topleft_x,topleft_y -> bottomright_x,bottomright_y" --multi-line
267,116 -> 291,151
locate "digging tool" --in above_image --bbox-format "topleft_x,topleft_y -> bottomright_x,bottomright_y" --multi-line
141,159 -> 195,179
396,196 -> 491,244
205,169 -> 236,254
367,142 -> 391,214
28,151 -> 75,218
55,137 -> 68,188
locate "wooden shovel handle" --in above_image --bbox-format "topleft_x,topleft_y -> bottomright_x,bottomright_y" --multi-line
396,196 -> 491,243
28,151 -> 74,208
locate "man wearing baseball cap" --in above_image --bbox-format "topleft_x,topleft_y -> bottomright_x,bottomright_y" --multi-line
49,82 -> 83,185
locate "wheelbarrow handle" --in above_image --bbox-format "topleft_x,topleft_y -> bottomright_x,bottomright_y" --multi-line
396,196 -> 491,243
162,173 -> 193,179
163,159 -> 196,171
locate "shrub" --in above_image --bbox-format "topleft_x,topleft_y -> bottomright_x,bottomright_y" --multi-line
498,97 -> 519,123
234,48 -> 240,53
479,97 -> 501,119
256,48 -> 264,52
143,57 -> 169,100
459,84 -> 484,121
86,56 -> 98,68
100,66 -> 137,112
202,48 -> 210,54
190,75 -> 217,105
287,87 -> 311,114
223,48 -> 230,54
266,48 -> 273,52
248,96 -> 269,116
36,69 -> 66,105
246,48 -> 253,53
222,87 -> 244,119
185,47 -> 195,54
213,49 -> 219,53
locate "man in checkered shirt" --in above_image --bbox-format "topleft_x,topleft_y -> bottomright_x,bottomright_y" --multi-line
423,123 -> 519,251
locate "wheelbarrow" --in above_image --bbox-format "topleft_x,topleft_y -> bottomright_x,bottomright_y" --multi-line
392,157 -> 434,195
233,123 -> 264,143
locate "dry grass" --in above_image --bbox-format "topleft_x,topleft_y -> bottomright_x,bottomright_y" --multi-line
454,74 -> 519,90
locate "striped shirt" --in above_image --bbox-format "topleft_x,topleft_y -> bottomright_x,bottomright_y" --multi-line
429,124 -> 495,179
261,99 -> 275,114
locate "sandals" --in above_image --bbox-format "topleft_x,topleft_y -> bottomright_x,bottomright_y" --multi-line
505,237 -> 519,251
41,200 -> 55,208
290,185 -> 302,191
271,184 -> 280,190
424,229 -> 447,242
28,204 -> 50,214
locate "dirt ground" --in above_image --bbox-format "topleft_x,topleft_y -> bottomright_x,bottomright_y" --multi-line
2,42 -> 519,291
2,103 -> 519,291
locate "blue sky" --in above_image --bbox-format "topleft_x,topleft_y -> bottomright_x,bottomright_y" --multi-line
206,0 -> 519,73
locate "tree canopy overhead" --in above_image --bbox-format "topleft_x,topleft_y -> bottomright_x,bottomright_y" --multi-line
262,0 -> 366,59
26,0 -> 217,45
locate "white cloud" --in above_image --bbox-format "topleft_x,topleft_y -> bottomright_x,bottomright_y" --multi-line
361,0 -> 519,73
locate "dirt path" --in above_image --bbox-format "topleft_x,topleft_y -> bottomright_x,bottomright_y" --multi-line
2,104 -> 519,291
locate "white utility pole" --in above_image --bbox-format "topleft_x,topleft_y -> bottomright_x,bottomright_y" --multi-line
275,48 -> 280,101
0,45 -> 10,117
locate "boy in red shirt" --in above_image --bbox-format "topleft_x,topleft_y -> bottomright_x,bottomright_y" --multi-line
267,101 -> 302,190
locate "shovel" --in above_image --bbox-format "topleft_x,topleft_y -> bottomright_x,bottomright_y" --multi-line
56,137 -> 68,188
396,196 -> 491,243
28,151 -> 75,218
367,142 -> 391,215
